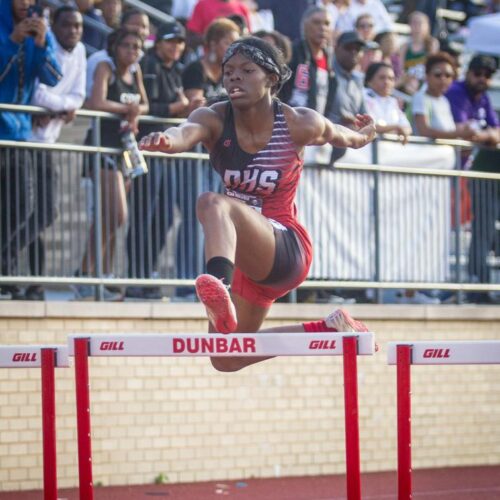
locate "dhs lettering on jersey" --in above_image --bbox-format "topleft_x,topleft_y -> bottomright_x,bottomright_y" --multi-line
224,168 -> 280,195
173,337 -> 256,354
423,348 -> 450,359
100,341 -> 124,351
12,352 -> 37,362
309,340 -> 337,350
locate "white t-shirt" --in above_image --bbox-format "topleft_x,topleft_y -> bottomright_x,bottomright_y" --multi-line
31,40 -> 86,143
344,0 -> 393,33
363,88 -> 410,128
411,87 -> 456,133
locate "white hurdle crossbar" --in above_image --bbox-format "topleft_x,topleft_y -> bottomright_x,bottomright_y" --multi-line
387,340 -> 500,500
0,345 -> 69,500
68,332 -> 375,500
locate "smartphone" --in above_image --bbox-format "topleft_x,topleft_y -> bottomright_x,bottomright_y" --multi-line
27,4 -> 42,17
27,4 -> 42,36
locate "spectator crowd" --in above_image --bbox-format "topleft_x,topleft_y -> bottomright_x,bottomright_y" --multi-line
0,0 -> 499,303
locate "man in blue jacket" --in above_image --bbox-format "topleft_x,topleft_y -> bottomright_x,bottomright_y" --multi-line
0,0 -> 62,298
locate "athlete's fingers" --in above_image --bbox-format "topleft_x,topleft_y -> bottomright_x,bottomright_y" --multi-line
153,133 -> 162,146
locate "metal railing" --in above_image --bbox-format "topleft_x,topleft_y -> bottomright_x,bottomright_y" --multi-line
0,104 -> 499,301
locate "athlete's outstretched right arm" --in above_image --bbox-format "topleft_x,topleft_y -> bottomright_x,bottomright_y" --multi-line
139,107 -> 220,154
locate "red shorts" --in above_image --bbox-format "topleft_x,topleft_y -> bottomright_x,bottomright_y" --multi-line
231,221 -> 312,308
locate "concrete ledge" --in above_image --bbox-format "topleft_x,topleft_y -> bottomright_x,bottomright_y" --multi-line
0,301 -> 499,320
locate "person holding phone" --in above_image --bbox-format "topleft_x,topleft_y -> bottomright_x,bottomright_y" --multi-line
0,0 -> 62,299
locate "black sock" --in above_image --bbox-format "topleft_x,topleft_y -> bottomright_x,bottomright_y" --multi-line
206,256 -> 234,286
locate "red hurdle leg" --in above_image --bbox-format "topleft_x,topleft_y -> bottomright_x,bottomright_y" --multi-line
397,344 -> 412,500
342,336 -> 361,500
41,348 -> 57,500
74,338 -> 94,500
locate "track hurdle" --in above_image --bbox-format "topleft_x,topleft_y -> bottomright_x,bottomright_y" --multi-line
0,345 -> 69,500
68,331 -> 375,500
387,340 -> 500,500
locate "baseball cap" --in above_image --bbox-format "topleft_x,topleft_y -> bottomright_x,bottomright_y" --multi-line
468,55 -> 497,75
336,31 -> 378,50
157,21 -> 186,41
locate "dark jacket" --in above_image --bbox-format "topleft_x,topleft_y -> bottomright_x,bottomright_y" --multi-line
139,48 -> 184,136
0,0 -> 62,140
281,39 -> 336,117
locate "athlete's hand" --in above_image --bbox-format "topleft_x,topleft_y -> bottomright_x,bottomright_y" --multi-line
139,131 -> 173,152
355,114 -> 377,144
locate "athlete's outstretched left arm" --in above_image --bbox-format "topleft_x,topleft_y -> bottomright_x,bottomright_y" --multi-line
287,106 -> 377,150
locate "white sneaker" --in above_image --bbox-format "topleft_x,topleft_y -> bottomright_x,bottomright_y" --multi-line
325,308 -> 369,332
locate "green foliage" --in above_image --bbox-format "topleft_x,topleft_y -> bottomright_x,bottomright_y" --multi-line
154,472 -> 169,484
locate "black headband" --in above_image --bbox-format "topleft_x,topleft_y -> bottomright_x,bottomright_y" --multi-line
222,42 -> 292,87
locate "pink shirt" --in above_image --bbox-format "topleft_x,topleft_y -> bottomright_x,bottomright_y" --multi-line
187,0 -> 252,34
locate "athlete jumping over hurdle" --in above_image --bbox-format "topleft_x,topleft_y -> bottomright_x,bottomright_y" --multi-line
139,37 -> 376,371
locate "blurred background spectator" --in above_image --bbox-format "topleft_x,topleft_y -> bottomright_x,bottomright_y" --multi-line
76,28 -> 149,300
446,55 -> 500,303
320,0 -> 352,38
411,52 -> 475,141
27,5 -> 86,301
0,0 -> 62,300
354,13 -> 381,74
345,0 -> 392,33
182,18 -> 240,108
282,5 -> 335,116
85,9 -> 150,100
100,0 -> 122,30
364,62 -> 411,142
75,0 -> 107,52
399,11 -> 439,95
330,31 -> 367,139
374,31 -> 403,82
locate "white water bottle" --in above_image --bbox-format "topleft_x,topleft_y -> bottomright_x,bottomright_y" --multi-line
119,120 -> 148,179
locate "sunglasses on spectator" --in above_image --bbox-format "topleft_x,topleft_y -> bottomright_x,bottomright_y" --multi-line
472,70 -> 493,79
358,23 -> 374,28
430,70 -> 454,79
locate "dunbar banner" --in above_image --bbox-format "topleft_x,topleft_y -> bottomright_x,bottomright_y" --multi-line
68,333 -> 376,357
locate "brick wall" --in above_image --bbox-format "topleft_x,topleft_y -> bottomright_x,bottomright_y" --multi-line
0,303 -> 499,491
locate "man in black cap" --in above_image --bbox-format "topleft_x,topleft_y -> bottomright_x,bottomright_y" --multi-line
331,32 -> 373,127
446,54 -> 500,302
126,20 -> 189,300
329,31 -> 375,160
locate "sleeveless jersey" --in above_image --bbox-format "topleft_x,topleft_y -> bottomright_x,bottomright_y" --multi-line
101,70 -> 141,148
210,100 -> 309,240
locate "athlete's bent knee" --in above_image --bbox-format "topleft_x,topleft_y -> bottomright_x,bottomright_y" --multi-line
196,192 -> 227,222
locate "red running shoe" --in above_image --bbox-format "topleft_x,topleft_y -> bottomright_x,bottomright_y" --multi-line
195,274 -> 237,334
